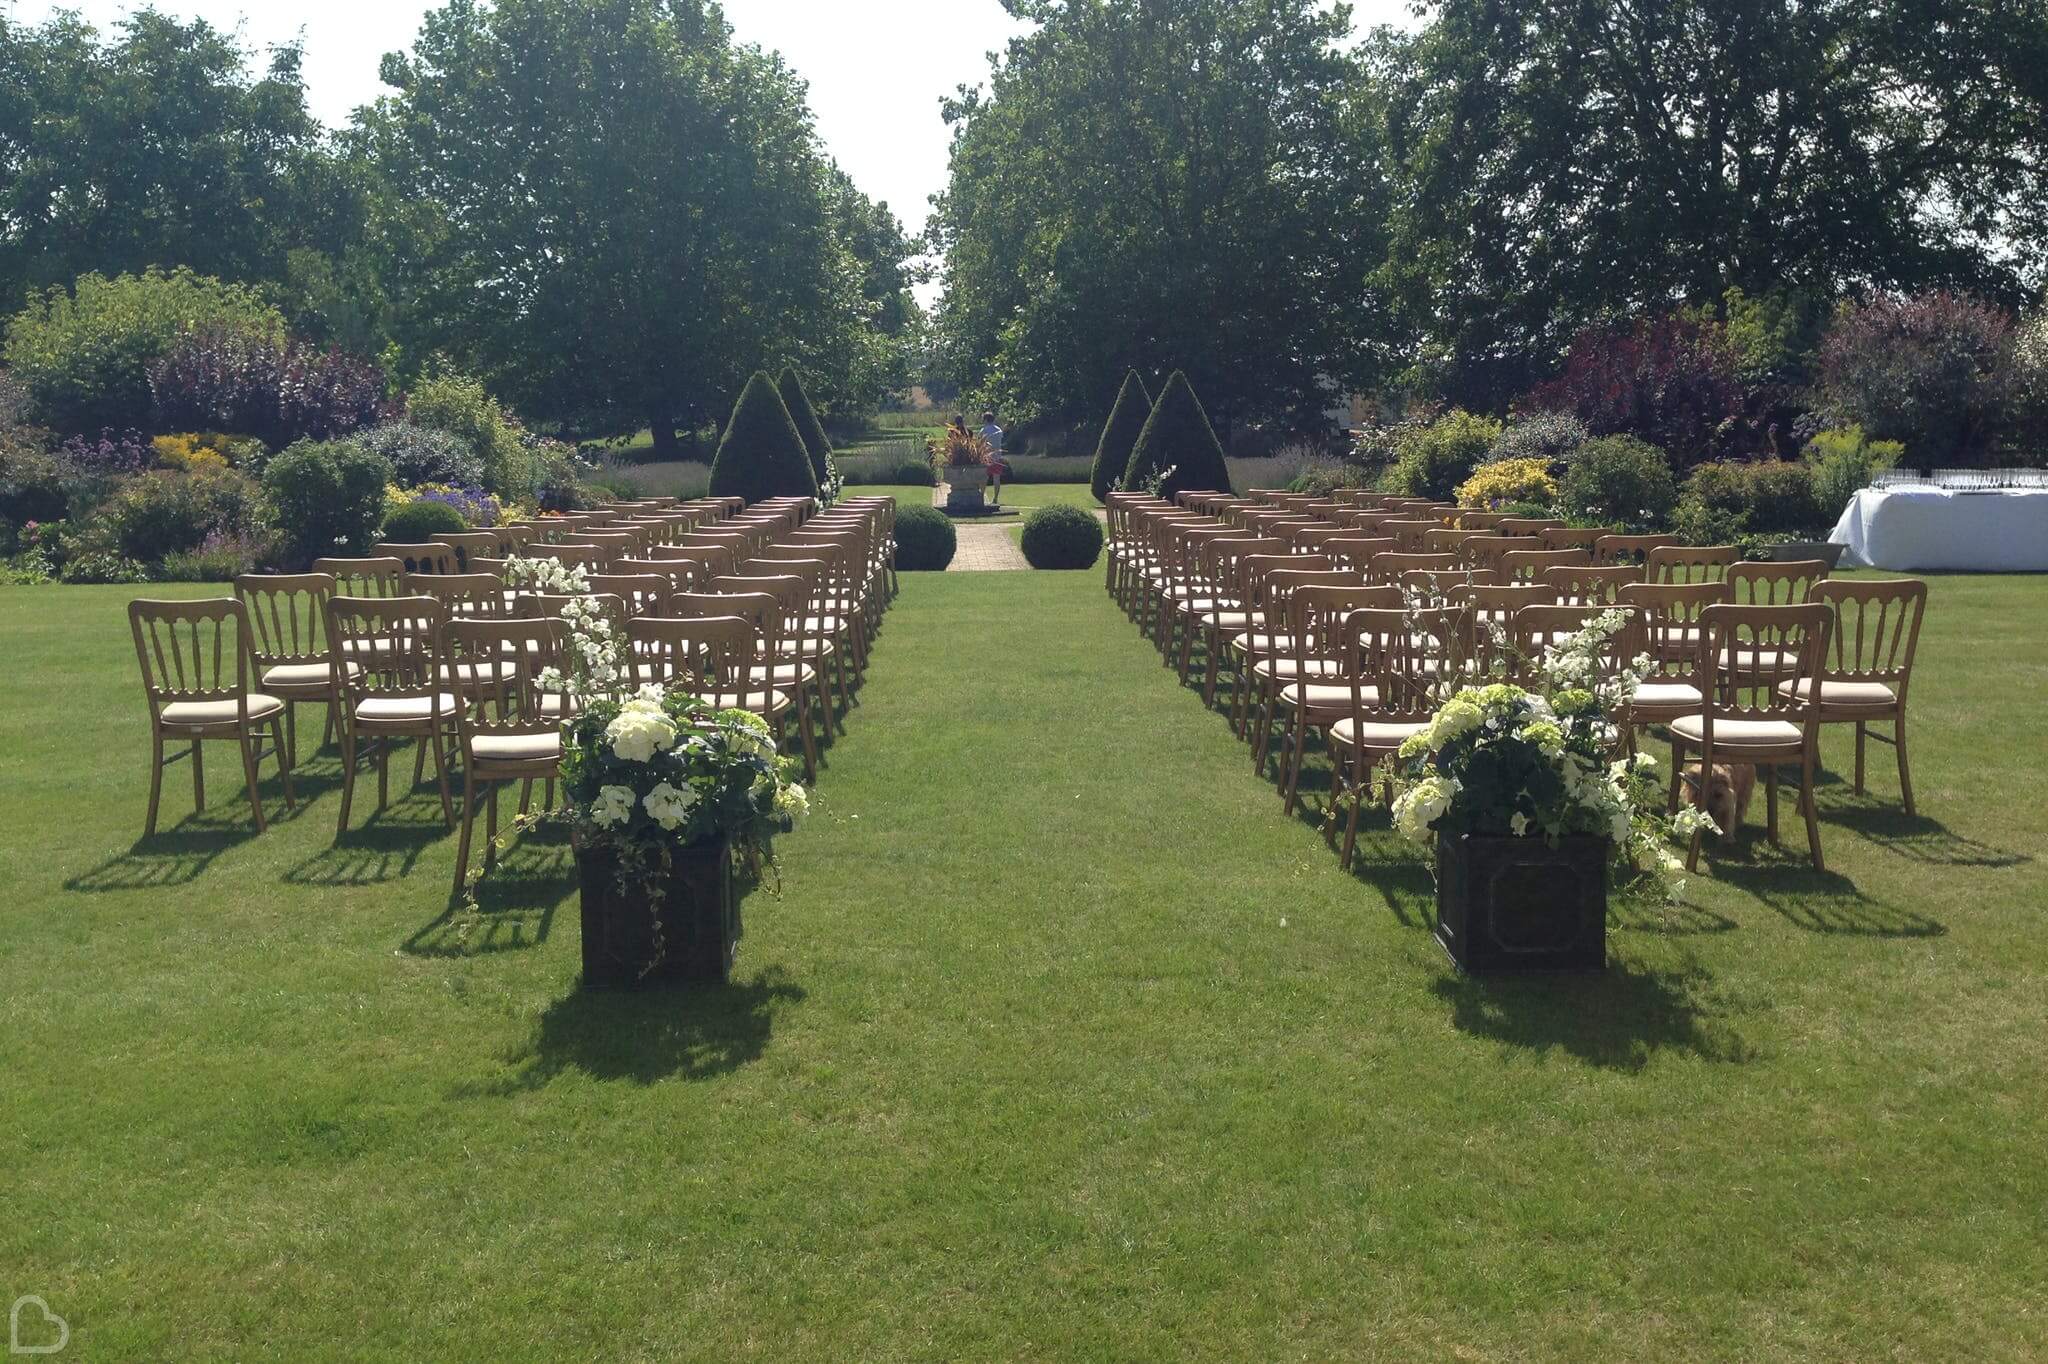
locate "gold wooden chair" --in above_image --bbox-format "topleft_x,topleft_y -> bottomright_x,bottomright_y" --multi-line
1497,547 -> 1592,583
1542,563 -> 1642,607
236,572 -> 346,764
325,595 -> 459,837
129,597 -> 296,835
1792,579 -> 1927,814
1269,583 -> 1402,813
1646,544 -> 1737,584
1727,558 -> 1830,606
1539,526 -> 1608,552
667,591 -> 812,778
444,616 -> 566,897
1593,533 -> 1679,565
1672,603 -> 1832,871
373,541 -> 458,576
1618,582 -> 1726,755
433,530 -> 508,572
1332,606 -> 1472,869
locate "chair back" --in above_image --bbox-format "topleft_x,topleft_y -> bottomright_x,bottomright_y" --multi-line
1593,533 -> 1678,565
1379,518 -> 1440,552
1646,544 -> 1738,584
1542,563 -> 1641,607
650,543 -> 739,578
1727,559 -> 1830,607
313,556 -> 404,598
1463,536 -> 1545,573
1322,536 -> 1397,574
236,573 -> 336,670
1539,526 -> 1607,551
406,572 -> 507,619
443,617 -> 565,747
326,595 -> 444,702
373,542 -> 458,576
1497,548 -> 1592,583
1619,581 -> 1728,683
1368,552 -> 1460,587
1495,516 -> 1564,536
612,557 -> 706,593
1512,603 -> 1642,692
129,597 -> 257,716
586,574 -> 675,617
434,531 -> 507,570
1694,603 -> 1831,744
1813,578 -> 1926,703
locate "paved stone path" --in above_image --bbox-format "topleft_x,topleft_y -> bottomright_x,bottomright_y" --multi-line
932,482 -> 1107,572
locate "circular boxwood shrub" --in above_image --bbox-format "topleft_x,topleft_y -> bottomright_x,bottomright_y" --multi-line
1020,503 -> 1104,569
894,503 -> 957,571
383,497 -> 468,542
1557,435 -> 1678,530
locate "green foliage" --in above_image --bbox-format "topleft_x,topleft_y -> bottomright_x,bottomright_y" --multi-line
1456,458 -> 1557,509
57,549 -> 149,584
1680,461 -> 1823,536
0,438 -> 70,527
382,499 -> 468,541
776,369 -> 834,487
405,372 -> 523,495
262,440 -> 392,566
931,0 -> 1373,428
2,269 -> 283,434
1816,292 -> 2024,467
1386,410 -> 1501,502
1019,503 -> 1104,569
892,503 -> 957,571
1489,411 -> 1589,467
1803,427 -> 1902,524
1286,461 -> 1364,497
708,372 -> 820,504
157,535 -> 267,583
99,467 -> 266,565
1124,372 -> 1233,500
837,451 -> 937,487
1089,371 -> 1152,503
1556,436 -> 1678,530
347,421 -> 483,489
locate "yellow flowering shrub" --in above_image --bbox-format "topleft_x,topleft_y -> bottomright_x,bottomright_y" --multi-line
153,433 -> 231,471
1456,457 -> 1557,509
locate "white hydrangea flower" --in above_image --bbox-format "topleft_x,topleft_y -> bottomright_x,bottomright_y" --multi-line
605,705 -> 678,764
1392,775 -> 1460,845
591,784 -> 635,828
773,782 -> 810,826
642,780 -> 698,830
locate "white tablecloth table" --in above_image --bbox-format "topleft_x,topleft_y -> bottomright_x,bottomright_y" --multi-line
1830,488 -> 2048,572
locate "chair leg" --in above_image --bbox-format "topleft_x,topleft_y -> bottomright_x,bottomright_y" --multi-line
413,732 -> 429,788
1895,713 -> 1915,817
274,718 -> 296,812
1282,710 -> 1308,814
1801,749 -> 1825,873
484,780 -> 499,871
191,739 -> 206,812
796,706 -> 818,783
336,730 -> 357,838
519,779 -> 533,816
1339,747 -> 1363,872
237,731 -> 267,833
1854,720 -> 1867,794
1667,738 -> 1684,814
377,737 -> 390,811
144,731 -> 165,837
452,768 -> 477,900
1764,764 -> 1780,845
428,725 -> 455,828
284,703 -> 298,770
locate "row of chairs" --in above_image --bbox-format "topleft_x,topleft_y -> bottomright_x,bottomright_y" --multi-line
127,495 -> 901,895
1104,489 -> 1928,875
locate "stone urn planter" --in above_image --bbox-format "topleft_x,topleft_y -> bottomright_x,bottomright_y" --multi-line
1434,833 -> 1607,973
943,464 -> 990,513
576,836 -> 739,989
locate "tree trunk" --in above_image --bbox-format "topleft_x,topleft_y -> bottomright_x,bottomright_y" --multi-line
648,408 -> 679,461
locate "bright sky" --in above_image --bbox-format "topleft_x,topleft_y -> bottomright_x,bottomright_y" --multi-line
16,0 -> 1414,280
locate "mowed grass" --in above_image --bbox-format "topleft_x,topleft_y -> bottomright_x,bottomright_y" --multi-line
2,567 -> 2045,1359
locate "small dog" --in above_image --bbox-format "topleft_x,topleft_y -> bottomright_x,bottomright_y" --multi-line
1682,762 -> 1756,839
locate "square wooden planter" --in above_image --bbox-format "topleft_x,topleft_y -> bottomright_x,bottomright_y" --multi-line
1434,834 -> 1607,973
576,838 -> 738,989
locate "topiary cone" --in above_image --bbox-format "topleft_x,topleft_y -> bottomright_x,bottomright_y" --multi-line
1123,370 -> 1232,500
776,367 -> 834,486
709,370 -> 820,504
1090,369 -> 1152,503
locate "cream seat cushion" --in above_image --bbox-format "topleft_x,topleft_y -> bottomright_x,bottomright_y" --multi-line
355,693 -> 460,722
1279,682 -> 1376,711
1252,656 -> 1345,682
162,694 -> 285,726
261,661 -> 358,688
1776,678 -> 1897,708
470,733 -> 561,763
693,689 -> 791,714
1668,715 -> 1803,747
747,662 -> 818,687
1329,717 -> 1430,749
1631,682 -> 1704,709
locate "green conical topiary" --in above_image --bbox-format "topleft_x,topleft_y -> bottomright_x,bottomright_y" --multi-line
776,367 -> 834,486
1089,369 -> 1152,503
1123,370 -> 1232,500
709,370 -> 820,504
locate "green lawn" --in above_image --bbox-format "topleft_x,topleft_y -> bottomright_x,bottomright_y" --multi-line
2,569 -> 2044,1358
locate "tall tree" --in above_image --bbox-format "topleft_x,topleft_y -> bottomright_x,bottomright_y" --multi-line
1371,0 -> 2048,412
366,0 -> 874,455
930,0 -> 1375,433
0,9 -> 332,311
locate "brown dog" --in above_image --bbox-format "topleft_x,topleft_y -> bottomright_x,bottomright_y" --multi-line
1682,762 -> 1756,839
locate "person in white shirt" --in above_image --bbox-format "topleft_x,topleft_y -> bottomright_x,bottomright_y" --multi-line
980,410 -> 1009,506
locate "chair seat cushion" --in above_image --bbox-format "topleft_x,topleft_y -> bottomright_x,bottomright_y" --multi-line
1231,632 -> 1305,655
1252,656 -> 1344,681
1202,610 -> 1265,629
470,733 -> 561,763
162,694 -> 286,726
1329,717 -> 1430,749
693,689 -> 790,715
747,662 -> 818,686
355,693 -> 460,722
1668,715 -> 1804,747
1279,682 -> 1374,711
1632,682 -> 1704,709
262,662 -> 357,689
777,637 -> 839,660
1776,678 -> 1898,708
438,660 -> 517,687
1730,648 -> 1796,673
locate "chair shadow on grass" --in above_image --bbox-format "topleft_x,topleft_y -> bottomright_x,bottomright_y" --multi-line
63,817 -> 251,892
1433,953 -> 1757,1072
1821,794 -> 2030,870
469,965 -> 806,1092
402,829 -> 575,958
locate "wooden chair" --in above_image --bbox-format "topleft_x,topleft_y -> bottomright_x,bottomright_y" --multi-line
1793,579 -> 1927,813
1464,536 -> 1546,576
1268,583 -> 1402,813
1727,559 -> 1830,607
586,574 -> 676,618
1672,603 -> 1832,871
1497,548 -> 1592,583
1618,582 -> 1727,753
1539,526 -> 1607,552
1380,519 -> 1440,553
1542,563 -> 1642,608
444,617 -> 566,897
1647,544 -> 1738,584
433,531 -> 508,572
1366,552 -> 1461,588
373,541 -> 458,576
666,591 -> 813,777
313,556 -> 404,598
1322,536 -> 1398,575
236,572 -> 344,765
1332,606 -> 1471,869
1496,516 -> 1564,536
324,595 -> 459,836
1593,533 -> 1679,565
1512,603 -> 1643,739
129,597 -> 296,835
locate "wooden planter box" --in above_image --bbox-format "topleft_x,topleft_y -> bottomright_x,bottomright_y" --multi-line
577,837 -> 738,989
1434,834 -> 1607,973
